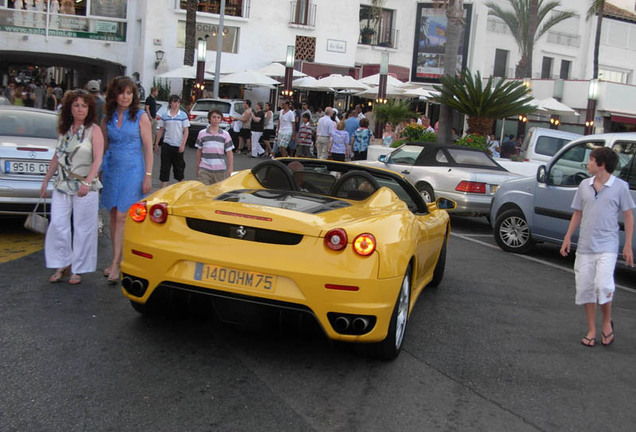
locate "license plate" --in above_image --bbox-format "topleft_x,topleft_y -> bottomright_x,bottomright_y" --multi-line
5,160 -> 49,175
193,263 -> 276,291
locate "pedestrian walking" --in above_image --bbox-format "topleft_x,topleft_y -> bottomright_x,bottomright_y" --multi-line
195,109 -> 234,185
154,94 -> 189,188
40,89 -> 104,285
560,147 -> 635,348
101,76 -> 154,284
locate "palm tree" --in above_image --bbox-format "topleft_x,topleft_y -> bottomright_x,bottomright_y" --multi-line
437,0 -> 464,144
430,70 -> 536,137
485,0 -> 576,78
587,0 -> 605,79
183,0 -> 198,67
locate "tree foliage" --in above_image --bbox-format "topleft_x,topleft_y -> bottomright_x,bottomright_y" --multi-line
430,70 -> 536,136
485,0 -> 576,78
373,100 -> 417,130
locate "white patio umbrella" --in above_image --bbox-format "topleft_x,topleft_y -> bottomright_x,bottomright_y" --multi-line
355,82 -> 410,99
536,97 -> 579,116
358,73 -> 405,88
400,87 -> 439,99
292,76 -> 330,90
219,69 -> 281,87
256,62 -> 306,78
313,74 -> 369,91
155,65 -> 215,81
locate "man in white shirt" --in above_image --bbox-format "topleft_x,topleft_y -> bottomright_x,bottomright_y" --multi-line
316,107 -> 335,160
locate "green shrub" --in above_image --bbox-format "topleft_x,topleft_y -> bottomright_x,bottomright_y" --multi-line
454,134 -> 488,151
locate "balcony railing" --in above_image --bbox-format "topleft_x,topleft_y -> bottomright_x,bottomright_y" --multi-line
289,1 -> 316,27
0,8 -> 126,41
181,0 -> 251,18
547,31 -> 580,48
359,27 -> 398,49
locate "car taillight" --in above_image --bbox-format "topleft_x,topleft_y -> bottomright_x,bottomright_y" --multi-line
224,116 -> 232,123
353,233 -> 376,256
188,114 -> 196,120
129,202 -> 147,222
455,181 -> 486,194
325,228 -> 348,251
149,203 -> 168,223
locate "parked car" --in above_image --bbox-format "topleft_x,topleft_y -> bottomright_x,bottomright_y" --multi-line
497,127 -> 581,177
491,132 -> 636,254
186,98 -> 244,146
0,106 -> 57,215
0,96 -> 10,105
120,158 -> 455,359
358,142 -> 520,217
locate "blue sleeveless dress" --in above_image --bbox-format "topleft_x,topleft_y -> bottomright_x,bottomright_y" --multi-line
102,109 -> 145,212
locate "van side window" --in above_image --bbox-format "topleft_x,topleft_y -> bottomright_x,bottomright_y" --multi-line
535,136 -> 572,157
613,141 -> 636,190
549,142 -> 599,186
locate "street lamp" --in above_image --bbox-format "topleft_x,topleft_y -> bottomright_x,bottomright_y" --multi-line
195,36 -> 208,100
154,50 -> 165,70
282,45 -> 295,98
585,79 -> 599,135
516,114 -> 528,140
375,51 -> 389,105
550,115 -> 561,129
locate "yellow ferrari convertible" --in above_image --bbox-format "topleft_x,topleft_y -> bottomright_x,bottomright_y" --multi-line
121,158 -> 454,359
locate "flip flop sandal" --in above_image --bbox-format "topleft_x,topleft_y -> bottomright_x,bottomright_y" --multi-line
601,321 -> 615,346
581,337 -> 596,347
50,266 -> 71,283
69,274 -> 82,285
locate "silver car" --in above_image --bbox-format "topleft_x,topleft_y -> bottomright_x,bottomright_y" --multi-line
0,106 -> 57,215
360,142 -> 519,216
491,133 -> 636,254
187,98 -> 244,146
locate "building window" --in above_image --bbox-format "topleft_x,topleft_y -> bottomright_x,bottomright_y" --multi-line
541,56 -> 553,79
179,0 -> 249,18
493,49 -> 509,78
559,60 -> 571,79
289,0 -> 316,27
359,5 -> 396,48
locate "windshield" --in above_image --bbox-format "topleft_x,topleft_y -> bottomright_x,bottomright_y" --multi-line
192,101 -> 232,114
387,145 -> 424,165
0,109 -> 58,139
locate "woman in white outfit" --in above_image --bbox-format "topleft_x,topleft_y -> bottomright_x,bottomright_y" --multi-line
40,89 -> 104,285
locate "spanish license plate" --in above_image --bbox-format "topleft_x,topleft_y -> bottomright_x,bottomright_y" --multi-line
193,263 -> 276,291
5,160 -> 49,175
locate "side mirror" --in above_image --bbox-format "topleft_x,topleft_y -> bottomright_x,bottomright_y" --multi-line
435,197 -> 457,210
537,165 -> 547,184
378,154 -> 387,163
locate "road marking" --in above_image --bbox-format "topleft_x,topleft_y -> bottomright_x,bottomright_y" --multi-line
450,232 -> 636,295
0,232 -> 45,263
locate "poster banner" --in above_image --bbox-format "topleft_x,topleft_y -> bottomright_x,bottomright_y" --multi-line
410,3 -> 472,83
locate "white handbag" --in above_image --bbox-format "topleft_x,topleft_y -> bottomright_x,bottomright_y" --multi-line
24,199 -> 49,234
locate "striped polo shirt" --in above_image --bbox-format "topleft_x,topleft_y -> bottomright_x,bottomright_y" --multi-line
195,126 -> 234,172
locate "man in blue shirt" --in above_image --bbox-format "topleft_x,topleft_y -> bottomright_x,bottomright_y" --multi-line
344,110 -> 360,148
154,94 -> 190,188
561,147 -> 635,348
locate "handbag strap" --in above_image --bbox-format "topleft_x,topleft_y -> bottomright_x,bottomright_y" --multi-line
33,197 -> 47,215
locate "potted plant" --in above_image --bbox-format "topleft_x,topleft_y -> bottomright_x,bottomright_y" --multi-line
360,26 -> 375,44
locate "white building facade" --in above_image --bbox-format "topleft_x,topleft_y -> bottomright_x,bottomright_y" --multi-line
2,0 -> 636,132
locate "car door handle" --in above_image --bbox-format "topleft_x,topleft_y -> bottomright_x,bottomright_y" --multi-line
401,170 -> 410,174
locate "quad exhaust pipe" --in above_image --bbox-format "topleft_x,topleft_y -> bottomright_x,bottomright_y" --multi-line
328,313 -> 376,335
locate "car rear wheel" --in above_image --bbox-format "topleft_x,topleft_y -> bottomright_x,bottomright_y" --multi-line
416,183 -> 435,203
429,235 -> 447,287
369,264 -> 411,360
494,208 -> 535,254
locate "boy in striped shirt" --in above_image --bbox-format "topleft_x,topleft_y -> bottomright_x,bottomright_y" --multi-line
195,109 -> 234,185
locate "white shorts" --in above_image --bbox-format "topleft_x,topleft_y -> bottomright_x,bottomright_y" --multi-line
574,252 -> 617,305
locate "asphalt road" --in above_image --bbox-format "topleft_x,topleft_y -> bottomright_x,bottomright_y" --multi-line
2,151 -> 635,431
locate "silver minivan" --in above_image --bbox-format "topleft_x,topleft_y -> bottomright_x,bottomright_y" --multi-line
491,132 -> 636,255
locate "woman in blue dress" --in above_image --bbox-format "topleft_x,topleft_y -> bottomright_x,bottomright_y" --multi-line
101,76 -> 153,283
